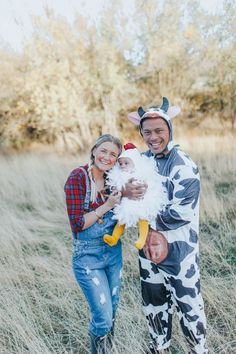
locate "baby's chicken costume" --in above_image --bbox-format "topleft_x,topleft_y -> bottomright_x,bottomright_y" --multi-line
103,143 -> 166,249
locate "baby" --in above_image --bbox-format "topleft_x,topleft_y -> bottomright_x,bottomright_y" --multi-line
103,143 -> 166,249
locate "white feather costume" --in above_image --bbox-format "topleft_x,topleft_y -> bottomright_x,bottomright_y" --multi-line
106,151 -> 167,228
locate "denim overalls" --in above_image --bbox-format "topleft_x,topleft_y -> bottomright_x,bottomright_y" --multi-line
72,168 -> 122,337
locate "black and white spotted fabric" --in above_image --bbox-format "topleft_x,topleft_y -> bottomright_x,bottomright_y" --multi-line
139,147 -> 209,354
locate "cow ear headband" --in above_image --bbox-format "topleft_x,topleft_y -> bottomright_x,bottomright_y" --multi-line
127,97 -> 181,125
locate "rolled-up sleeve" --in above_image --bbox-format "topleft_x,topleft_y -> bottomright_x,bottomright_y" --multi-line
64,169 -> 86,233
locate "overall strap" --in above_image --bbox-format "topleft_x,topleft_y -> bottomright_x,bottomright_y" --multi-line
79,167 -> 91,210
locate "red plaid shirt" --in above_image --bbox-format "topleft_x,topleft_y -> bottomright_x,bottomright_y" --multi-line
64,164 -> 105,234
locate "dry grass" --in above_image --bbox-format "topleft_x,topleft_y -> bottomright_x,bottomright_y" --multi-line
0,135 -> 236,354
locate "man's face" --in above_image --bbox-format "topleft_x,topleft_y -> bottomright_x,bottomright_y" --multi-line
141,118 -> 170,155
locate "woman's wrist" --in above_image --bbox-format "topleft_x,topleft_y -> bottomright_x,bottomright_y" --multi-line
96,204 -> 109,216
94,209 -> 103,223
94,209 -> 102,219
94,204 -> 109,224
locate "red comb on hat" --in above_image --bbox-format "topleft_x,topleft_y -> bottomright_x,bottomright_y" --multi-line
124,143 -> 137,150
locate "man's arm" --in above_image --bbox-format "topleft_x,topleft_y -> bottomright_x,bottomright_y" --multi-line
157,165 -> 200,231
144,164 -> 200,263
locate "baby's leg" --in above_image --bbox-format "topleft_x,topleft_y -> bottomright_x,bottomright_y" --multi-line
103,224 -> 125,246
135,220 -> 149,250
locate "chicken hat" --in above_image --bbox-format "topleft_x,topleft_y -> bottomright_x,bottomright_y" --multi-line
118,143 -> 142,167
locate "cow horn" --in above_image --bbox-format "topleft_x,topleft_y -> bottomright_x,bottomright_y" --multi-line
138,106 -> 146,117
160,97 -> 169,112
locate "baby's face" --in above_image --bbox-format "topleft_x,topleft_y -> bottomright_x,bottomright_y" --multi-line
118,157 -> 135,171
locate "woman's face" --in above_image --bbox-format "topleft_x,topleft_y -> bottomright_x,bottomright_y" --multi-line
93,142 -> 120,172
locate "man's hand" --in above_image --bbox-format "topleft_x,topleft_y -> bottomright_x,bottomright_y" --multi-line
143,228 -> 168,264
122,178 -> 147,200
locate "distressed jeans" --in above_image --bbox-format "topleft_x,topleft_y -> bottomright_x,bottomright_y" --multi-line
72,213 -> 122,337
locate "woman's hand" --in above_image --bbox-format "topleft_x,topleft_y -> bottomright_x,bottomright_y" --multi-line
122,178 -> 147,200
143,228 -> 168,264
93,190 -> 121,221
105,190 -> 122,209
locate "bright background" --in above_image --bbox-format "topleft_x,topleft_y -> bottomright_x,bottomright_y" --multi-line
0,0 -> 224,52
0,1 -> 235,354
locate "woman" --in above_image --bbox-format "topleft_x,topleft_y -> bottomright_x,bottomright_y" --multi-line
64,134 -> 123,354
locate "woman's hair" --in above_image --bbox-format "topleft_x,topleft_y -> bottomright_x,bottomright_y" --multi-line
90,134 -> 122,164
89,134 -> 122,202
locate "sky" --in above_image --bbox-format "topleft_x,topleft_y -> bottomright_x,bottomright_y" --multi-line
0,0 -> 224,52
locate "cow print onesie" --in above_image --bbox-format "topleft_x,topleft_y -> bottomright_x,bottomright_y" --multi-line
139,147 -> 209,354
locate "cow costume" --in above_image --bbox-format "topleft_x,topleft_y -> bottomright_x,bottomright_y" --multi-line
128,98 -> 209,354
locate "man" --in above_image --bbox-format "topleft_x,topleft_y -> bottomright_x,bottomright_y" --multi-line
125,97 -> 209,354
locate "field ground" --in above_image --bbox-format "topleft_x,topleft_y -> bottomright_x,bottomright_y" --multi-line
0,134 -> 236,354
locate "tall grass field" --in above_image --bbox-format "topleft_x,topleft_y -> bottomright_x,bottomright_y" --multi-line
0,135 -> 235,354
